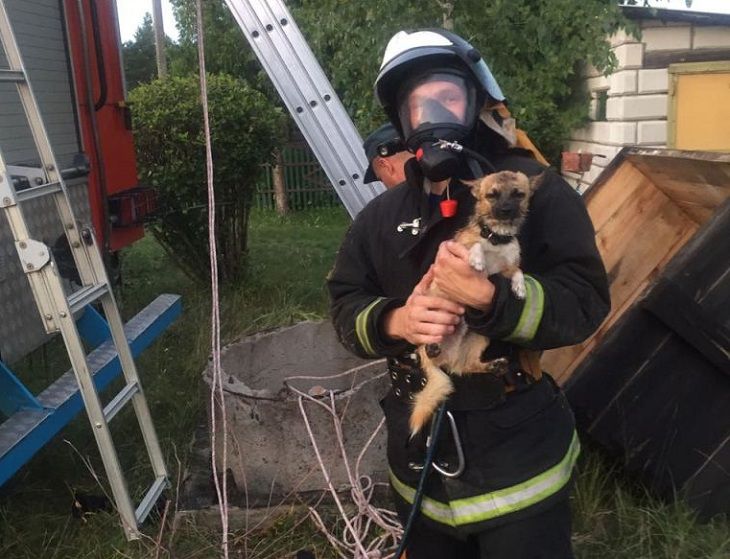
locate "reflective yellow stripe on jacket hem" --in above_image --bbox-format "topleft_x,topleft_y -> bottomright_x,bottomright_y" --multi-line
505,275 -> 544,343
389,431 -> 580,527
355,297 -> 384,356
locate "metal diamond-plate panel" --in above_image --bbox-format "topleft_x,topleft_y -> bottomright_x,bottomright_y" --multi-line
0,180 -> 92,364
0,409 -> 51,457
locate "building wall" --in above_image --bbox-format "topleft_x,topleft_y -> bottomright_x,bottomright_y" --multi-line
565,19 -> 730,192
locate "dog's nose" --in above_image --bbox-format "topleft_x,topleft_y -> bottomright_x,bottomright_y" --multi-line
495,206 -> 517,219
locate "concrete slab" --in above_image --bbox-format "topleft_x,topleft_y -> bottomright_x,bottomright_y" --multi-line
200,321 -> 390,507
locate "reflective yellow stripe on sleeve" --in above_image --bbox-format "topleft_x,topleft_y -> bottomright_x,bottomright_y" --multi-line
390,431 -> 580,528
355,297 -> 384,356
504,275 -> 544,343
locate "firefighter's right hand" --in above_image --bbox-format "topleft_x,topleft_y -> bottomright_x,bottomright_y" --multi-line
383,266 -> 465,346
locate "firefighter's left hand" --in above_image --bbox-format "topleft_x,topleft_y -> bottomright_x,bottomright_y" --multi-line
431,241 -> 495,311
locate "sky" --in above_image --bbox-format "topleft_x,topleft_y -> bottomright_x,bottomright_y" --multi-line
116,0 -> 179,43
115,0 -> 730,44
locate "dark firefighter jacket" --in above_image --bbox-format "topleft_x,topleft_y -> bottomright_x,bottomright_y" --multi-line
327,151 -> 610,536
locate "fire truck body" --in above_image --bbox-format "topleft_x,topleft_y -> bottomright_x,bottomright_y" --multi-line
0,0 -> 147,364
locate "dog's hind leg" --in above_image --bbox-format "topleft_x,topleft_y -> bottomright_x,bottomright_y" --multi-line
411,349 -> 454,437
452,332 -> 491,374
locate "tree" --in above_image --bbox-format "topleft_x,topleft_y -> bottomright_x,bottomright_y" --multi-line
129,75 -> 285,283
122,13 -> 178,88
167,0 -> 268,88
456,0 -> 631,161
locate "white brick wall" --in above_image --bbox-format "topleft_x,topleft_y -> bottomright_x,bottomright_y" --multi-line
638,69 -> 668,94
637,121 -> 667,145
586,75 -> 609,92
613,43 -> 644,69
582,163 -> 605,185
642,25 -> 692,50
609,70 -> 638,95
566,19 -> 729,190
693,26 -> 730,49
609,29 -> 638,47
607,94 -> 667,121
573,122 -> 637,146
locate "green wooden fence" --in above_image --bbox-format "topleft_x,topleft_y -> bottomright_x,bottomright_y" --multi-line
255,140 -> 341,210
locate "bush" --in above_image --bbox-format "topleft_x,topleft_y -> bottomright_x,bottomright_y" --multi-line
129,74 -> 285,283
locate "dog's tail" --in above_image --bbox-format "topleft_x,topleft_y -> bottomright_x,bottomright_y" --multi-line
410,351 -> 454,437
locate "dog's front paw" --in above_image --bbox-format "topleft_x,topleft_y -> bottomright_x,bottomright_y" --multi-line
469,245 -> 485,272
425,343 -> 442,358
511,270 -> 526,299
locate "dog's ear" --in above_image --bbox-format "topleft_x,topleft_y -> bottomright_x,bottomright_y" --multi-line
461,177 -> 483,197
529,171 -> 546,193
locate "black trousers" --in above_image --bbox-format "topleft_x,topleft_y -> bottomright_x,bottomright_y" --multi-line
404,498 -> 575,559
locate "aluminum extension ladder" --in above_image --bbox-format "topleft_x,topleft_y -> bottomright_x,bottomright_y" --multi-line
224,0 -> 384,218
0,2 -> 166,540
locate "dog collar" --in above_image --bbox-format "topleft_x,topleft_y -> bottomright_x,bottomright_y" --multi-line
480,224 -> 514,245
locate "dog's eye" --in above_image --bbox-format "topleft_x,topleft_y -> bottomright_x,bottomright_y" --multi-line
511,190 -> 526,199
487,191 -> 499,199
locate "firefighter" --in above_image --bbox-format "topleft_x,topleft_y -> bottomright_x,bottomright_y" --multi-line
327,29 -> 610,558
363,123 -> 413,189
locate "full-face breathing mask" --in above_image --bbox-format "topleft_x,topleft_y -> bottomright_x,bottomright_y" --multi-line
396,72 -> 479,182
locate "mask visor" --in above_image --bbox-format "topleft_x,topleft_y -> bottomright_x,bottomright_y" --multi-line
398,72 -> 476,141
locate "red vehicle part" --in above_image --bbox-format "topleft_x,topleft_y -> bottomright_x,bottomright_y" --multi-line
64,0 -> 154,252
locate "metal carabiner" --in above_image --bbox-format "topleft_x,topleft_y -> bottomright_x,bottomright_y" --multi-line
427,410 -> 465,478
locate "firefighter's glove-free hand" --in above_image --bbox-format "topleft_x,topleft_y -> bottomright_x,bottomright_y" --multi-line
383,266 -> 465,346
432,241 -> 495,312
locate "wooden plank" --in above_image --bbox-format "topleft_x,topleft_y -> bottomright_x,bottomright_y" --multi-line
642,280 -> 730,377
595,183 -> 672,272
547,213 -> 697,384
684,435 -> 730,519
629,157 -> 730,225
629,154 -> 730,187
654,197 -> 730,299
583,161 -> 650,232
584,334 -> 730,504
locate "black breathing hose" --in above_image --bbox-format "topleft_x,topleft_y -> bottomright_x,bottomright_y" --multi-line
461,145 -> 497,173
434,140 -> 498,174
393,403 -> 448,559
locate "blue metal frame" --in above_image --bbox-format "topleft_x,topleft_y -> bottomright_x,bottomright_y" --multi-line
76,305 -> 112,349
0,361 -> 43,416
0,295 -> 182,487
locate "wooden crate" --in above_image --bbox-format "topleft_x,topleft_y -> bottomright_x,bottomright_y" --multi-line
544,148 -> 730,517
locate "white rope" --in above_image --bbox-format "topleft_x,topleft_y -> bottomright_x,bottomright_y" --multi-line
196,1 -> 229,557
285,362 -> 402,559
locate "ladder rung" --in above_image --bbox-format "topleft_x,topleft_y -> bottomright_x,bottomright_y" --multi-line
103,382 -> 139,422
68,283 -> 109,314
0,68 -> 25,83
135,475 -> 167,524
16,181 -> 62,203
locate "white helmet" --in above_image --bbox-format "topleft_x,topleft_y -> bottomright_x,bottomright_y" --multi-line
375,29 -> 505,144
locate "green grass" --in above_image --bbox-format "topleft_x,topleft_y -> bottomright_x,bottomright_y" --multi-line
1,207 -> 728,558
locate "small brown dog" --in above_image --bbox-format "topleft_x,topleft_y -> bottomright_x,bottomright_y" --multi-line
410,170 -> 543,435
